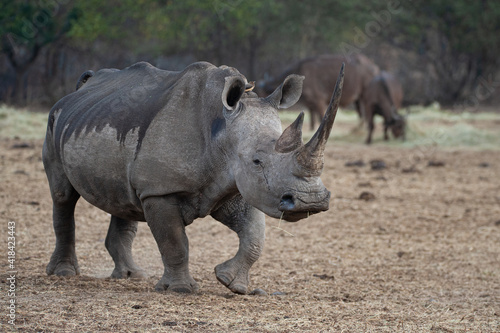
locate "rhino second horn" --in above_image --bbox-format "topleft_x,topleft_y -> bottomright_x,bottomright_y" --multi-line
275,112 -> 304,153
296,63 -> 345,173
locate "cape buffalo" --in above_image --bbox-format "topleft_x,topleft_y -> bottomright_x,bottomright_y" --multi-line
259,53 -> 379,129
360,71 -> 405,144
43,61 -> 344,295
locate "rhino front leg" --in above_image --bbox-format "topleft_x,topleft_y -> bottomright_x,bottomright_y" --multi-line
143,196 -> 199,293
105,216 -> 146,279
211,197 -> 265,294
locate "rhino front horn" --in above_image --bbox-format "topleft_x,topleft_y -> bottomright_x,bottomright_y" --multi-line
295,63 -> 345,174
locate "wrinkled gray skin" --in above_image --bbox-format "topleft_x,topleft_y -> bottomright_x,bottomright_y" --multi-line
43,61 -> 344,294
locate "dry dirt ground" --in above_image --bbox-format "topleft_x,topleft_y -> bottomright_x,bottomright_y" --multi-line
1,136 -> 499,332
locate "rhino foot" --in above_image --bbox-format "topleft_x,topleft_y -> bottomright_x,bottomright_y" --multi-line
111,268 -> 147,279
215,262 -> 249,295
46,260 -> 80,277
154,275 -> 200,294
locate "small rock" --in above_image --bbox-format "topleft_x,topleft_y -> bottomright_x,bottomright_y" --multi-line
401,166 -> 420,173
11,143 -> 32,149
370,159 -> 386,170
345,160 -> 365,167
271,291 -> 286,296
249,288 -> 268,296
162,321 -> 177,327
479,162 -> 490,168
494,220 -> 500,226
131,304 -> 143,309
313,274 -> 334,280
428,160 -> 445,167
359,191 -> 376,201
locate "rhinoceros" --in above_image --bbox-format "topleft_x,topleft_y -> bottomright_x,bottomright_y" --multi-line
43,61 -> 344,294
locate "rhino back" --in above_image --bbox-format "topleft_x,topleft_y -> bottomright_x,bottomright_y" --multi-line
51,62 -> 192,155
46,61 -> 233,220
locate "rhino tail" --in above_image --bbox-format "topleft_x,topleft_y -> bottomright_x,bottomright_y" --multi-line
75,70 -> 95,91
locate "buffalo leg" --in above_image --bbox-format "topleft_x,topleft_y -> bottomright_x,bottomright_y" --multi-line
45,160 -> 81,276
383,123 -> 390,141
366,116 -> 375,144
354,100 -> 365,131
211,196 -> 265,294
304,100 -> 326,130
143,196 -> 198,293
105,216 -> 146,279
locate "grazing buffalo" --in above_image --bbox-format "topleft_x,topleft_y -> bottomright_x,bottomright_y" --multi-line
259,53 -> 379,129
361,71 -> 405,144
43,61 -> 345,295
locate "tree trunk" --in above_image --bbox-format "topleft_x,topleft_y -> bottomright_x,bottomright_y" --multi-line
247,28 -> 261,80
12,66 -> 28,106
3,39 -> 42,106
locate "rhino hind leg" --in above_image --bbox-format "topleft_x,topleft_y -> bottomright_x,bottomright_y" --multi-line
211,198 -> 265,295
143,196 -> 199,293
45,167 -> 81,277
105,216 -> 146,279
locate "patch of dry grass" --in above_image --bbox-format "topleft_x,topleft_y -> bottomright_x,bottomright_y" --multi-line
1,138 -> 499,332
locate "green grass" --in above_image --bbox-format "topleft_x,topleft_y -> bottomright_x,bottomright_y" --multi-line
280,104 -> 500,150
0,105 -> 49,140
0,104 -> 499,150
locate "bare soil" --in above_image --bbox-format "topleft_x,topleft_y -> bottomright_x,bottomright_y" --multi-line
1,137 -> 499,332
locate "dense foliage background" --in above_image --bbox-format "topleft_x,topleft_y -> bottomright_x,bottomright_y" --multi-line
1,0 -> 499,108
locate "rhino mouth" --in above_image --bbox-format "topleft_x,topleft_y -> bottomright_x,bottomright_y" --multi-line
278,191 -> 330,222
281,210 -> 322,222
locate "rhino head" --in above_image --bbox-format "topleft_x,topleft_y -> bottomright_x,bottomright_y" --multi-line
220,65 -> 345,222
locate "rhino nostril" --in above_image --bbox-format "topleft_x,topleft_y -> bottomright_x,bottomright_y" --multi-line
280,194 -> 295,211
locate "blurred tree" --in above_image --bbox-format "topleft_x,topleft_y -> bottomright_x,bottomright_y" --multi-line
1,0 -> 499,106
384,0 -> 500,104
141,0 -> 282,78
64,0 -> 371,78
0,0 -> 77,105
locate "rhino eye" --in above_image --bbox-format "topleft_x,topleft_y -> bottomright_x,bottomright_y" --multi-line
252,152 -> 264,166
252,158 -> 262,165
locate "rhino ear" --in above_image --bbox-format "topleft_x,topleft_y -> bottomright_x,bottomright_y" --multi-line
265,74 -> 304,109
222,76 -> 246,112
